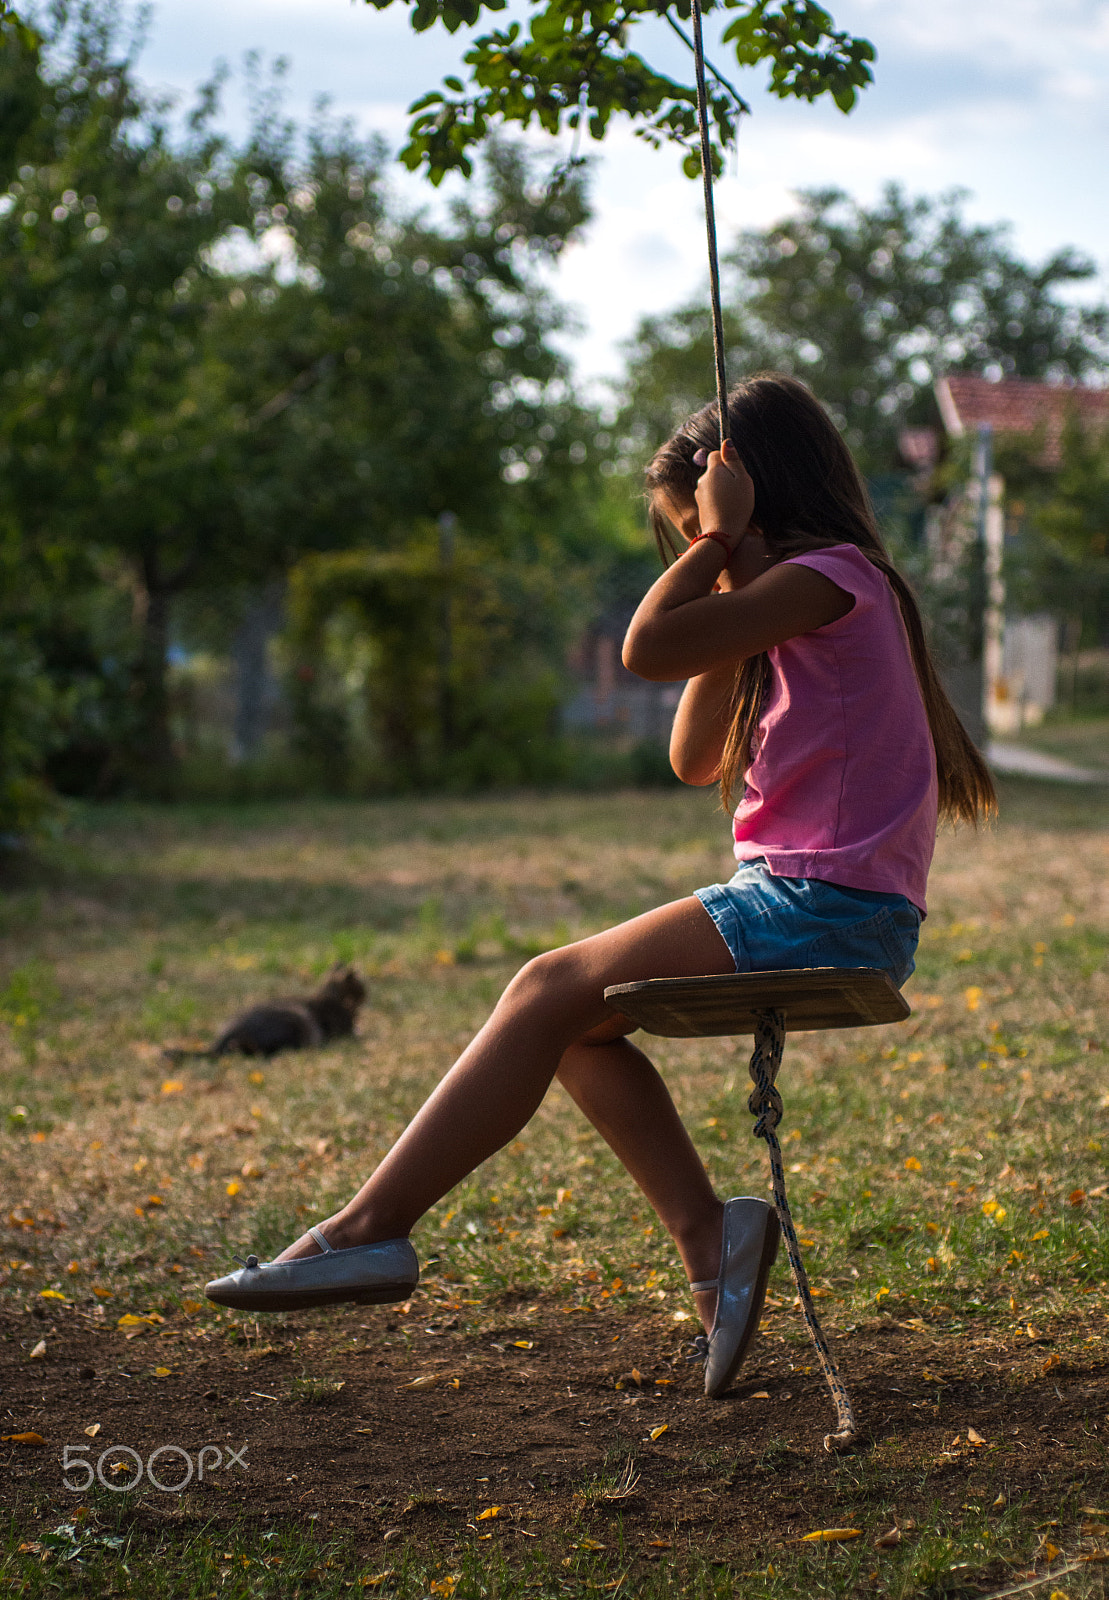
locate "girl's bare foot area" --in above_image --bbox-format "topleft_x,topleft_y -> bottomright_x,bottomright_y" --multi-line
272,1215 -> 359,1262
272,1232 -> 324,1263
692,1284 -> 717,1334
679,1201 -> 724,1334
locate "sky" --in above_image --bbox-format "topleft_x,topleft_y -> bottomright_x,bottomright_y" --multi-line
131,0 -> 1109,394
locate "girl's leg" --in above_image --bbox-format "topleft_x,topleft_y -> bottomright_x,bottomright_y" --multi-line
275,895 -> 733,1265
555,1032 -> 724,1332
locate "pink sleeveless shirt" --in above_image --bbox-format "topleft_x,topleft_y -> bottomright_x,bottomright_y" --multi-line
731,544 -> 937,914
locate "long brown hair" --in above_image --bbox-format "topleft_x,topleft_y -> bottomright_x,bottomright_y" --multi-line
644,373 -> 996,824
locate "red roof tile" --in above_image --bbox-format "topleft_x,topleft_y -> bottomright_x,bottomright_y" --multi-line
935,375 -> 1109,464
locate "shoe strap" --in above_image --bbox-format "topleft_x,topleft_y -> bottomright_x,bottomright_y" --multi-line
309,1226 -> 334,1253
689,1278 -> 718,1293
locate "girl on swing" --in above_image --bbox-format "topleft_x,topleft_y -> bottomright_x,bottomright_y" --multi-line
208,372 -> 994,1398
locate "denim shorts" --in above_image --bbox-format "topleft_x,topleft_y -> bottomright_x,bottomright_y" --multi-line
695,858 -> 921,987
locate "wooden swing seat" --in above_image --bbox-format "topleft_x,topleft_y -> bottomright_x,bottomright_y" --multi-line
604,965 -> 910,1039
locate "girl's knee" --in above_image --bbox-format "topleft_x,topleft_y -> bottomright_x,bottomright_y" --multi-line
504,945 -> 586,1010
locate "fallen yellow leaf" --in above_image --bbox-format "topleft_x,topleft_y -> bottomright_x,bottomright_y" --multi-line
154,1366 -> 171,1377
359,1575 -> 394,1589
904,1157 -> 922,1171
648,1424 -> 668,1441
511,1340 -> 533,1350
1032,1228 -> 1050,1241
181,1299 -> 205,1315
874,1527 -> 901,1549
84,1423 -> 101,1438
967,1427 -> 985,1446
38,1289 -> 67,1301
964,986 -> 982,1012
28,1340 -> 46,1360
225,1182 -> 241,1197
476,1507 -> 501,1521
402,1374 -> 443,1390
802,1529 -> 861,1543
2,1432 -> 45,1445
117,1313 -> 156,1328
751,1391 -> 771,1400
161,1080 -> 185,1095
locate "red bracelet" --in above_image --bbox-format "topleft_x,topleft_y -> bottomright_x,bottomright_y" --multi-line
688,530 -> 732,558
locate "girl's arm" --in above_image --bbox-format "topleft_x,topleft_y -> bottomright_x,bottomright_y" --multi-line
623,442 -> 851,682
668,664 -> 737,785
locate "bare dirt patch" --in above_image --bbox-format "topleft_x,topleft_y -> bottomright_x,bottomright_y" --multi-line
4,1294 -> 1107,1572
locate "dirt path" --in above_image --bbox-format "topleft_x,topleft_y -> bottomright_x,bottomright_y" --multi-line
5,1296 -> 1107,1572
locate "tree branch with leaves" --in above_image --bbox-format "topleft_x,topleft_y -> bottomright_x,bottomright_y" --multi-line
363,0 -> 874,182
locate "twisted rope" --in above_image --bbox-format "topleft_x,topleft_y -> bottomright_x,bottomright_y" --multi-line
747,1009 -> 858,1451
689,0 -> 730,448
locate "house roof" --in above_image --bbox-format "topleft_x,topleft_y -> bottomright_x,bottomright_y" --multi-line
935,374 -> 1109,464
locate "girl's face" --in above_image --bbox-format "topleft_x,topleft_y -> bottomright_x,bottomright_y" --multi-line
657,490 -> 701,545
655,490 -> 772,591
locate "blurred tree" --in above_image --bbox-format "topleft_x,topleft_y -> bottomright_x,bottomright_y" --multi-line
361,0 -> 874,183
619,186 -> 1109,476
0,4 -> 267,792
999,418 -> 1109,663
228,129 -> 611,787
0,3 -> 620,809
218,130 -> 595,571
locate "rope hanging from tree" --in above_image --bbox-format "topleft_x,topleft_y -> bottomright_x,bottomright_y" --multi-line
689,0 -> 730,449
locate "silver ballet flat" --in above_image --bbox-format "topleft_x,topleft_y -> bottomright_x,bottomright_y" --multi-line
690,1196 -> 780,1398
205,1226 -> 419,1313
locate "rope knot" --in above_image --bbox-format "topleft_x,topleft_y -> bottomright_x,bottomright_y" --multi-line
748,1082 -> 784,1140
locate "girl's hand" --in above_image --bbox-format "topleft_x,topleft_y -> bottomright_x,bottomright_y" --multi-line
694,439 -> 755,551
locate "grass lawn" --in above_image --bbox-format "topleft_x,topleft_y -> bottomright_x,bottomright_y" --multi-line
1,780 -> 1107,1599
